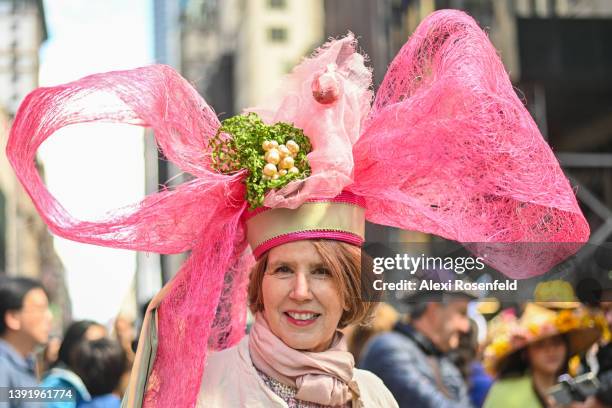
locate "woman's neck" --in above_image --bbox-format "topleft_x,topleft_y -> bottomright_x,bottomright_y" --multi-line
531,370 -> 557,405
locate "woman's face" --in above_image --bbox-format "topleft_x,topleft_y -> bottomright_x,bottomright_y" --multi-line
527,335 -> 567,376
261,240 -> 344,352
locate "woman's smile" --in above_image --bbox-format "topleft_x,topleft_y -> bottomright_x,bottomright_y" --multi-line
284,310 -> 321,327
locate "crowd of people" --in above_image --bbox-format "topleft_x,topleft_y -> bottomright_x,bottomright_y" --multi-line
349,285 -> 612,408
2,273 -> 612,408
0,276 -> 134,408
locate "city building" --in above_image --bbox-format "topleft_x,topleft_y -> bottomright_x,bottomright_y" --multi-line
0,0 -> 70,327
0,0 -> 46,114
234,0 -> 324,110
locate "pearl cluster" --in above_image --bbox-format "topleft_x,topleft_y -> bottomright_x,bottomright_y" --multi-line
262,139 -> 300,180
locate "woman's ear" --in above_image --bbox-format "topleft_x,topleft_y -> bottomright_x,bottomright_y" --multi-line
4,310 -> 22,331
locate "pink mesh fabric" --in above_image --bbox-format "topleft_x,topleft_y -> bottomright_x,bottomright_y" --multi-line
6,65 -> 252,407
7,65 -> 245,253
350,10 -> 589,277
251,34 -> 373,209
6,9 -> 590,408
143,210 -> 250,407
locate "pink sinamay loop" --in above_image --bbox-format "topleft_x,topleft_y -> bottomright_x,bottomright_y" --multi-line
350,10 -> 589,277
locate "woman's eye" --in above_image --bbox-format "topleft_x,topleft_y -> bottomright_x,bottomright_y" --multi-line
274,265 -> 292,274
313,268 -> 331,276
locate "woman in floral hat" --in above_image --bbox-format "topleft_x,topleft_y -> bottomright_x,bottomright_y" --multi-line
483,304 -> 604,408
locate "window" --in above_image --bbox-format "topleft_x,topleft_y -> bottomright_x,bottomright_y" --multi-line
269,0 -> 286,9
268,27 -> 287,42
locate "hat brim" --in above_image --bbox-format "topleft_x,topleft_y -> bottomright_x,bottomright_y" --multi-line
535,301 -> 582,310
489,326 -> 602,376
567,326 -> 602,357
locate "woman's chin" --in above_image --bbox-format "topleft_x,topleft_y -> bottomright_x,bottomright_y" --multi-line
279,332 -> 331,352
267,312 -> 338,351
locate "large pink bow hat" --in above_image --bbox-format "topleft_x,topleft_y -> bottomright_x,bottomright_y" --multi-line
7,10 -> 588,407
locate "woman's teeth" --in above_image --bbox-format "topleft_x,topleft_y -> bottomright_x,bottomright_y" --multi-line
286,312 -> 319,320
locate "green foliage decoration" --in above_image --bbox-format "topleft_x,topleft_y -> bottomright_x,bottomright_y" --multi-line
209,112 -> 312,208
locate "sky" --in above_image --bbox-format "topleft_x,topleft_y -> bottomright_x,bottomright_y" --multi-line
38,0 -> 153,324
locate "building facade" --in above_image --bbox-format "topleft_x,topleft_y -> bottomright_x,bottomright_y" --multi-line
0,0 -> 46,114
234,0 -> 324,110
0,0 -> 70,327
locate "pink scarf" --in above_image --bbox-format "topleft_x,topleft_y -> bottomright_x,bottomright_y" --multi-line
248,313 -> 361,406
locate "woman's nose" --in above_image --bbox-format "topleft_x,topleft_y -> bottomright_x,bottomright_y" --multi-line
289,272 -> 313,301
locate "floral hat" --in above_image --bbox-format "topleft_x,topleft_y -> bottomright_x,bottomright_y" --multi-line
534,280 -> 581,310
484,303 -> 604,376
6,10 -> 589,408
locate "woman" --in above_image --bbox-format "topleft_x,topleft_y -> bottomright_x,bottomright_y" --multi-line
199,239 -> 396,406
7,9 -> 590,408
483,304 -> 603,408
41,320 -> 107,408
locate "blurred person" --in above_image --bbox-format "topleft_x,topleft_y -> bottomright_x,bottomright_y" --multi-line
71,338 -> 127,408
112,316 -> 136,399
483,304 -> 603,408
113,316 -> 135,364
359,293 -> 474,407
42,336 -> 62,372
41,320 -> 107,408
450,319 -> 493,408
37,334 -> 62,380
346,302 -> 399,363
0,276 -> 52,391
581,297 -> 612,407
55,321 -> 107,368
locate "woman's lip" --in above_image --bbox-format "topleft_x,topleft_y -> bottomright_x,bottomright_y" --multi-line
284,312 -> 320,327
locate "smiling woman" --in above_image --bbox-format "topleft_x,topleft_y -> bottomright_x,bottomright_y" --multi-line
249,240 -> 373,352
197,207 -> 398,407
256,242 -> 349,352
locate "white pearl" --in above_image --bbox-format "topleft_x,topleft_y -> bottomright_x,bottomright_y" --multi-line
272,174 -> 280,180
279,169 -> 288,176
280,156 -> 294,169
270,140 -> 279,149
286,140 -> 299,154
265,149 -> 280,165
263,163 -> 278,176
262,140 -> 272,151
288,167 -> 299,174
278,145 -> 291,159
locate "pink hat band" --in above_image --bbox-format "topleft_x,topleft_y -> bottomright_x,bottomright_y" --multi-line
244,191 -> 366,259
